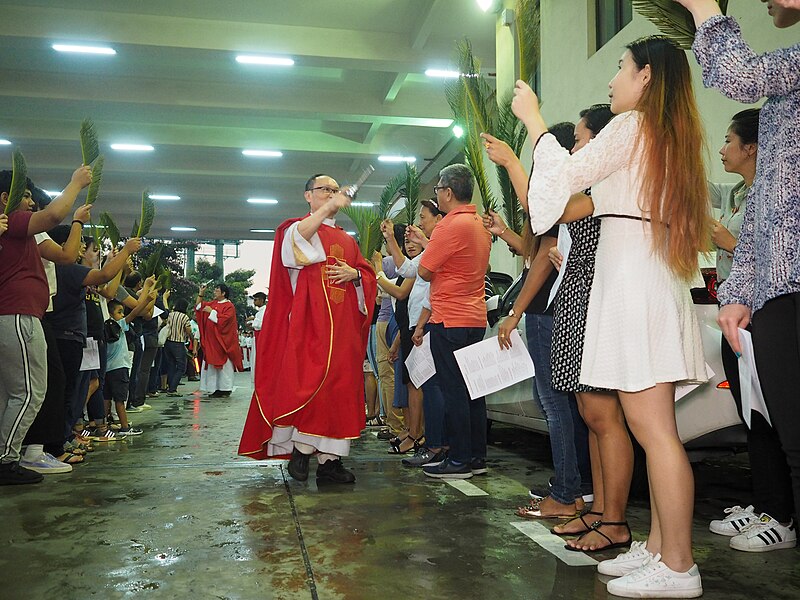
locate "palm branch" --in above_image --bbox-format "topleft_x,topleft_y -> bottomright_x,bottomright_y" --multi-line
80,118 -> 100,165
89,221 -> 106,252
136,190 -> 155,237
376,169 -> 406,219
155,271 -> 172,292
138,244 -> 164,278
340,205 -> 382,258
494,95 -> 527,234
84,155 -> 104,205
130,219 -> 139,238
632,1 -> 728,50
516,0 -> 541,86
99,212 -> 120,248
398,162 -> 421,225
3,150 -> 27,215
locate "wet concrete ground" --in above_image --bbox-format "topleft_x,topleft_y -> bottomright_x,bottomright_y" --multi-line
1,372 -> 798,600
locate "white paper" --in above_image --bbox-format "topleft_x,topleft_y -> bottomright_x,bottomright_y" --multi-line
405,332 -> 436,389
79,338 -> 101,371
545,224 -> 572,311
738,328 -> 771,428
674,363 -> 715,402
453,330 -> 535,400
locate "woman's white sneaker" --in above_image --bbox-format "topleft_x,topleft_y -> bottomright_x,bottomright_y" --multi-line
606,557 -> 702,599
597,540 -> 654,577
709,504 -> 758,536
729,514 -> 796,552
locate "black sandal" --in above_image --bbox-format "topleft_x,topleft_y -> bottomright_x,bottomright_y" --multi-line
563,520 -> 632,552
550,510 -> 602,536
388,435 -> 424,455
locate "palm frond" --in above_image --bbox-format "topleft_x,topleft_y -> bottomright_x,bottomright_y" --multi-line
376,170 -> 406,219
136,190 -> 155,237
80,118 -> 100,165
99,212 -> 120,248
89,221 -> 106,252
131,219 -> 139,239
138,244 -> 164,278
494,94 -> 527,234
340,205 -> 382,258
84,155 -> 104,205
155,271 -> 172,292
516,0 -> 541,86
632,0 -> 728,50
4,150 -> 28,215
398,162 -> 421,225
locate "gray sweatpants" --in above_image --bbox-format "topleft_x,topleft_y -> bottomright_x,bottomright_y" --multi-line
0,315 -> 47,463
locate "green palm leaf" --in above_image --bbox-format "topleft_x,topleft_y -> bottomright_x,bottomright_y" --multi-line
89,221 -> 105,252
80,118 -> 100,165
155,271 -> 172,292
130,219 -> 139,239
99,212 -> 120,248
139,244 -> 164,278
377,170 -> 406,219
516,0 -> 541,86
494,94 -> 527,234
399,162 -> 421,225
632,0 -> 728,49
136,190 -> 155,237
85,155 -> 104,205
4,150 -> 27,215
340,205 -> 382,258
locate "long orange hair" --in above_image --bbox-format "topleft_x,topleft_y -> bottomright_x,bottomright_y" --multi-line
628,36 -> 711,280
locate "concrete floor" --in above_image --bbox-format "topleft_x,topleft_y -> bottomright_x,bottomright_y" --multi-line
1,372 -> 798,600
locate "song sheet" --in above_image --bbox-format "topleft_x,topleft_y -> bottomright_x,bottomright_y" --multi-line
453,330 -> 535,400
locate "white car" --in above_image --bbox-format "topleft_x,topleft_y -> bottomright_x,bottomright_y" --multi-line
485,269 -> 746,458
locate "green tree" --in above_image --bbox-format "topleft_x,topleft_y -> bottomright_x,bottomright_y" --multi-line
133,240 -> 197,310
224,268 -> 256,329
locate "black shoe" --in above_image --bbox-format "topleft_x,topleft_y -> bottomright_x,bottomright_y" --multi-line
423,457 -> 473,480
470,458 -> 488,475
287,449 -> 311,482
188,377 -> 200,382
218,390 -> 231,397
0,462 -> 44,485
316,459 -> 355,484
209,390 -> 226,398
365,415 -> 384,428
376,428 -> 394,440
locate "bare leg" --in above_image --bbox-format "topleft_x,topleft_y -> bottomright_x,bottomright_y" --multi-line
115,401 -> 130,430
397,384 -> 424,452
619,383 -> 694,572
365,372 -> 379,418
577,392 -> 604,512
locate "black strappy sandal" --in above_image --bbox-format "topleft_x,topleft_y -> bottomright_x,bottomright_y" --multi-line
550,510 -> 603,536
563,520 -> 632,552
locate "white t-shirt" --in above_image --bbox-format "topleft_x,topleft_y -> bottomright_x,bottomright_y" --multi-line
34,232 -> 57,313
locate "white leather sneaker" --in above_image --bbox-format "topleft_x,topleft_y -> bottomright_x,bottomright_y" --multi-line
606,556 -> 702,599
597,540 -> 654,577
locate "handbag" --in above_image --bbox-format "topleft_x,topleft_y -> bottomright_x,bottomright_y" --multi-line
104,318 -> 121,344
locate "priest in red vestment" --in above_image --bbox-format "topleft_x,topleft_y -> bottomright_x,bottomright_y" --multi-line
238,174 -> 377,484
195,283 -> 244,398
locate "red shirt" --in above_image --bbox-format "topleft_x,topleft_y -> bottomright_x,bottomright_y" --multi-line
420,203 -> 491,328
0,211 -> 49,318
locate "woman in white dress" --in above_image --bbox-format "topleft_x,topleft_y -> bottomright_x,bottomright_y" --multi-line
512,36 -> 709,598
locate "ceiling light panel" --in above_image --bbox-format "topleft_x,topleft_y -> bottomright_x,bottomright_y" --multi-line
111,143 -> 154,152
150,195 -> 181,200
247,198 -> 279,205
242,149 -> 283,158
235,55 -> 294,66
52,44 -> 117,55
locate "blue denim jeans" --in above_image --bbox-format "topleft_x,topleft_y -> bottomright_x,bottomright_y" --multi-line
429,323 -> 486,464
526,313 -> 582,504
421,324 -> 447,448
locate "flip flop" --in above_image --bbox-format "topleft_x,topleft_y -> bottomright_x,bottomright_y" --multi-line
515,505 -> 580,520
563,520 -> 632,552
551,510 -> 603,536
59,452 -> 85,465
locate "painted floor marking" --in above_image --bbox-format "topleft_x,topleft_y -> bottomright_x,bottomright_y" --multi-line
446,479 -> 489,496
511,521 -> 598,567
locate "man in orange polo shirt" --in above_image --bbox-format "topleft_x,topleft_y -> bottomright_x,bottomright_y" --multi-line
418,164 -> 491,479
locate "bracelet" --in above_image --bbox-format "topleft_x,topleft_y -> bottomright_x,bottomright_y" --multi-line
498,226 -> 508,236
377,271 -> 386,280
72,219 -> 84,226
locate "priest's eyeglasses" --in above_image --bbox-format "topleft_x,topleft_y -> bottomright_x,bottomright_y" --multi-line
310,186 -> 340,195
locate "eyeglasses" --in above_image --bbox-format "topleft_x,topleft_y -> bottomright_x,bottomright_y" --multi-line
433,185 -> 449,194
308,186 -> 340,195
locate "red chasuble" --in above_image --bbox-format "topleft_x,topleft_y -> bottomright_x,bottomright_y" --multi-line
238,217 -> 377,459
195,299 -> 244,372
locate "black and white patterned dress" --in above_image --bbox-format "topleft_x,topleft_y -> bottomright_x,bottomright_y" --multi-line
550,215 -> 601,393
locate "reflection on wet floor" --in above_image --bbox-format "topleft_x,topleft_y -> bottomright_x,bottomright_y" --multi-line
1,373 -> 797,599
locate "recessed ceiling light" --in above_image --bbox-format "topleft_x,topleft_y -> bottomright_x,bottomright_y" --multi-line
150,194 -> 181,201
52,44 -> 116,55
452,125 -> 464,138
425,69 -> 460,79
351,202 -> 374,207
235,55 -> 294,66
247,198 -> 279,205
250,228 -> 275,233
476,0 -> 495,12
242,149 -> 283,158
111,143 -> 154,152
171,226 -> 196,232
378,155 -> 416,163
0,139 -> 12,145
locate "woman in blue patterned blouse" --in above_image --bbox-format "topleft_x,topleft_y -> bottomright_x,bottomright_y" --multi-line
679,0 -> 800,552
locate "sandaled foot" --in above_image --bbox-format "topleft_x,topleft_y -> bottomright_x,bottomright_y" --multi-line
515,496 -> 579,519
551,510 -> 603,536
564,520 -> 632,552
57,452 -> 85,465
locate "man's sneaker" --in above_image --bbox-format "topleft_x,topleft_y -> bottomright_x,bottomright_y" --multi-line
422,449 -> 448,467
20,452 -> 73,474
139,403 -> 153,410
0,462 -> 44,485
126,406 -> 144,413
606,556 -> 702,599
316,459 -> 355,484
92,429 -> 120,443
597,541 -> 656,577
423,457 -> 473,480
729,514 -> 797,552
709,504 -> 759,536
365,416 -> 384,428
117,426 -> 143,436
470,458 -> 488,475
402,448 -> 435,467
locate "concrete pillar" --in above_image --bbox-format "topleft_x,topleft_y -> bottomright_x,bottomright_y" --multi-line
186,245 -> 196,275
215,240 -> 225,277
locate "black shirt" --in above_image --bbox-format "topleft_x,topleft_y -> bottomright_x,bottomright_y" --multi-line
85,287 -> 104,341
47,263 -> 92,343
523,225 -> 559,316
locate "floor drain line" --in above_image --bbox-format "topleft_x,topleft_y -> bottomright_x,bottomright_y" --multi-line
281,465 -> 319,600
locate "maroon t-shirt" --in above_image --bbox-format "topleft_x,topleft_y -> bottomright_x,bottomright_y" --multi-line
0,211 -> 49,318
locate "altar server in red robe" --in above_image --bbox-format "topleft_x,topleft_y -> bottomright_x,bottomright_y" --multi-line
195,283 -> 244,398
238,174 -> 377,484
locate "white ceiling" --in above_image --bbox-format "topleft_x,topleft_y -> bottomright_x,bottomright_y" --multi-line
0,0 -> 498,241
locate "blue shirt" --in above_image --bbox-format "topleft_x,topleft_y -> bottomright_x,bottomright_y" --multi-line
693,16 -> 800,313
106,318 -> 131,372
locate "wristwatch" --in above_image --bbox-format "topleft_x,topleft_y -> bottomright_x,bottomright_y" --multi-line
508,308 -> 517,318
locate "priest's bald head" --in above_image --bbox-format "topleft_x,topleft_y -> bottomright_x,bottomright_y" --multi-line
304,173 -> 341,213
